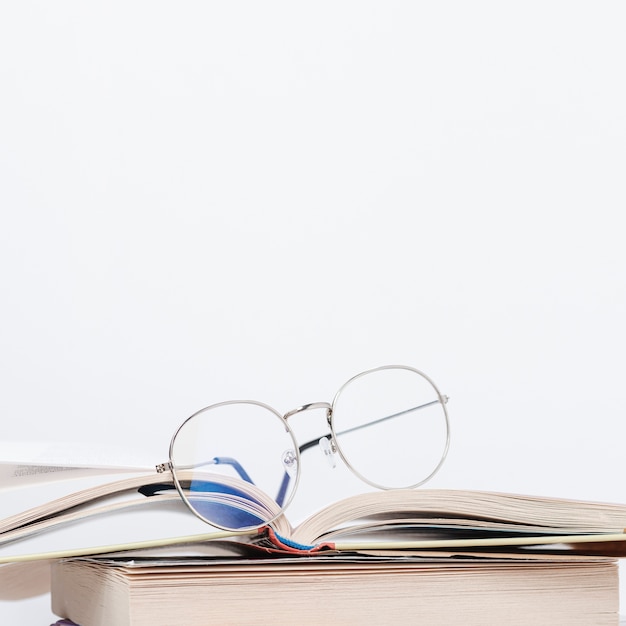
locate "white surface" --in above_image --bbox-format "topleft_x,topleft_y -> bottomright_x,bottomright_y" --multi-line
1,1 -> 625,623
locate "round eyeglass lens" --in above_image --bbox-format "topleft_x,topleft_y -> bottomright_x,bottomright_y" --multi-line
330,366 -> 449,490
169,400 -> 300,531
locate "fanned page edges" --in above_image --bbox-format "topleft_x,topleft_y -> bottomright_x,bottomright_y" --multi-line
289,489 -> 626,546
0,473 -> 181,536
0,470 -> 292,546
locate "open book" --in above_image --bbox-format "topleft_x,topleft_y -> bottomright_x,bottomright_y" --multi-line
2,448 -> 626,564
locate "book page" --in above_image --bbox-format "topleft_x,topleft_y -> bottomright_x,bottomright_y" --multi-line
291,489 -> 626,545
0,441 -> 155,490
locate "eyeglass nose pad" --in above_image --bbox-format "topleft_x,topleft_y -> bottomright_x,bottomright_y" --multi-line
281,449 -> 298,476
318,436 -> 337,469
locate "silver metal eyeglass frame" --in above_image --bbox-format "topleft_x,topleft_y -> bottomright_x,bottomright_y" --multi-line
158,364 -> 450,531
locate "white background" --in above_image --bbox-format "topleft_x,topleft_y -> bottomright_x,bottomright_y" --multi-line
1,1 -> 625,623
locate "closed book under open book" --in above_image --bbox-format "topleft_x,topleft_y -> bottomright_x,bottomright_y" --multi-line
50,553 -> 619,626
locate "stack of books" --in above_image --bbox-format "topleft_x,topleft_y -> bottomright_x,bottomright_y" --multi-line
2,451 -> 626,625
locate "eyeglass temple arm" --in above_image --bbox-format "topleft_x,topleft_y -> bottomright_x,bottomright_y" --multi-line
298,396 -> 448,454
151,458 -> 295,518
276,396 -> 449,505
156,456 -> 297,510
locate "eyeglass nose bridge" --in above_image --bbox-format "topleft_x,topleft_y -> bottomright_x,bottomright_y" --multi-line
283,402 -> 332,423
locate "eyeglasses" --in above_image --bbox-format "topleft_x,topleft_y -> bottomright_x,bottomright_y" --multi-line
156,365 -> 450,532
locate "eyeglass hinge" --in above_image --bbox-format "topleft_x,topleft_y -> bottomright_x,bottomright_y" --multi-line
156,462 -> 170,473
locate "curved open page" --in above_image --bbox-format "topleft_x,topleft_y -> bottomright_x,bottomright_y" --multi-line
290,489 -> 626,546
